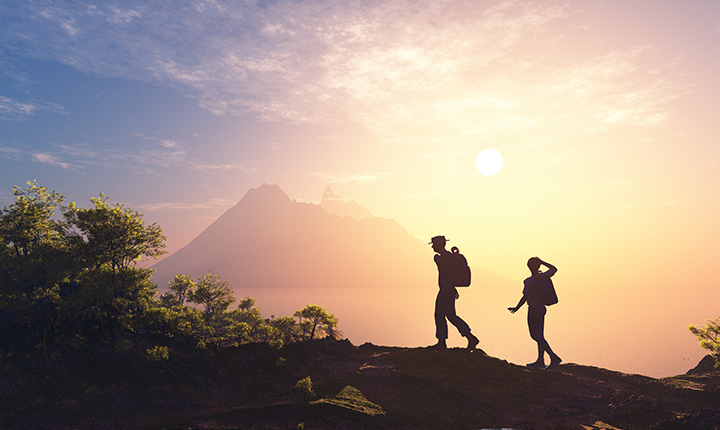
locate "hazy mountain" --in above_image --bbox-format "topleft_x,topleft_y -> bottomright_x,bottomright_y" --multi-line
151,183 -> 516,349
151,183 -> 431,294
319,185 -> 373,220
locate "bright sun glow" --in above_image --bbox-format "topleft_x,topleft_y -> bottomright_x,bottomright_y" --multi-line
475,148 -> 504,176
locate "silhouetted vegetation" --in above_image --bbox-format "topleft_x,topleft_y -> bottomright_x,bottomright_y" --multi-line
690,317 -> 720,367
0,181 -> 339,378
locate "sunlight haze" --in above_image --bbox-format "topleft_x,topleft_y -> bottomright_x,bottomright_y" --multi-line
2,0 -> 719,378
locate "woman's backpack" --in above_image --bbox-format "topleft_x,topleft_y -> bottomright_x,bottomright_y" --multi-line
534,275 -> 558,306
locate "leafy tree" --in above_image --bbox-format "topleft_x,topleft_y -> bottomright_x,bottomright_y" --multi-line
294,304 -> 338,340
270,315 -> 301,345
0,182 -> 73,360
66,194 -> 165,272
689,317 -> 720,366
238,296 -> 255,311
188,271 -> 234,317
0,181 -> 66,259
233,305 -> 264,340
255,323 -> 282,346
0,181 -> 72,295
168,274 -> 195,305
0,183 -> 167,365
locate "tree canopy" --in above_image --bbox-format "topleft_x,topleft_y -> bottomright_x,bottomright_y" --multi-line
0,182 -> 340,375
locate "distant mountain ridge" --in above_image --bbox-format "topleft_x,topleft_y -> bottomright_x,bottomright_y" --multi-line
151,183 -> 432,293
319,185 -> 373,220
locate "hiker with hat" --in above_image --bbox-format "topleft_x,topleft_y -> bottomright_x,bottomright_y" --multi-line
429,235 -> 479,350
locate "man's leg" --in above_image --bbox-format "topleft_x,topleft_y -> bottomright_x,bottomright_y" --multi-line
444,292 -> 479,350
432,291 -> 449,348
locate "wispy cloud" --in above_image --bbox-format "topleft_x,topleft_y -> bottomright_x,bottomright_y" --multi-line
132,198 -> 237,212
313,170 -> 387,184
0,0 -> 684,149
190,161 -> 259,173
602,199 -> 686,211
33,153 -> 72,169
0,136 -> 258,175
0,96 -> 66,121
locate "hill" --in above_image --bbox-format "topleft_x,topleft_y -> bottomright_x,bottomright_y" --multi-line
5,339 -> 720,429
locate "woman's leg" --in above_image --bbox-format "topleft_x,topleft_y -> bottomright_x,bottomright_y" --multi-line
528,306 -> 561,368
528,306 -> 550,363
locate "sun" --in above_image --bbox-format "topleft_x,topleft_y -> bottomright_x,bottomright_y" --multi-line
475,148 -> 504,176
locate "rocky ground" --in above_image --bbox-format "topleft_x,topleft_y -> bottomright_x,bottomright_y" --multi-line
3,338 -> 720,429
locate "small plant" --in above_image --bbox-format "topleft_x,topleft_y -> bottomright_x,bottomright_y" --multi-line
689,317 -> 720,367
294,376 -> 314,403
145,345 -> 170,362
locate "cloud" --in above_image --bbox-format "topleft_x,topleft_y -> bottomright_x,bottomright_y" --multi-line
33,153 -> 72,169
189,161 -> 259,173
602,199 -> 686,211
0,96 -> 66,121
313,170 -> 387,184
0,0 -> 684,148
0,136 -> 258,175
132,198 -> 237,212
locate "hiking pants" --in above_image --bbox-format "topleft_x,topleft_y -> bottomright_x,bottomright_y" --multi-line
435,288 -> 470,340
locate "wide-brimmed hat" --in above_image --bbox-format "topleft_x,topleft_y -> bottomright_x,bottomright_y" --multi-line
429,235 -> 448,245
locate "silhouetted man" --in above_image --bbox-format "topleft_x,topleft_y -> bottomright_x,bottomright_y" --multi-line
508,257 -> 562,370
429,235 -> 479,350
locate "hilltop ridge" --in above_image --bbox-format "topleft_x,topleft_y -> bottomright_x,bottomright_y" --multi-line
7,338 -> 719,429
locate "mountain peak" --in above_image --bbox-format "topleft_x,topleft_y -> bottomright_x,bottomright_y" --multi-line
240,183 -> 291,207
322,185 -> 341,202
319,185 -> 372,220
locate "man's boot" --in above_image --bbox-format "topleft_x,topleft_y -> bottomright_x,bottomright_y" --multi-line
465,333 -> 479,350
429,339 -> 447,350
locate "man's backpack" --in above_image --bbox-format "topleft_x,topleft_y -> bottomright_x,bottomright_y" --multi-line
450,246 -> 471,287
534,275 -> 558,306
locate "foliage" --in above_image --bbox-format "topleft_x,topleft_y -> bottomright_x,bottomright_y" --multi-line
294,304 -> 338,340
146,345 -> 170,362
66,194 -> 165,272
0,182 -> 164,369
689,317 -> 720,366
294,376 -> 314,402
0,181 -> 341,378
168,273 -> 195,305
189,271 -> 234,316
238,296 -> 255,311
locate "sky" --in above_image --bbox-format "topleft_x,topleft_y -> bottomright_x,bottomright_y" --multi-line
1,0 -> 719,377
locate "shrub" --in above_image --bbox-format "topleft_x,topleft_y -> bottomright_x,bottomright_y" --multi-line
689,317 -> 720,366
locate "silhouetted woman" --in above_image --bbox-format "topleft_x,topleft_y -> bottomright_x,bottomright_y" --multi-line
508,257 -> 562,370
